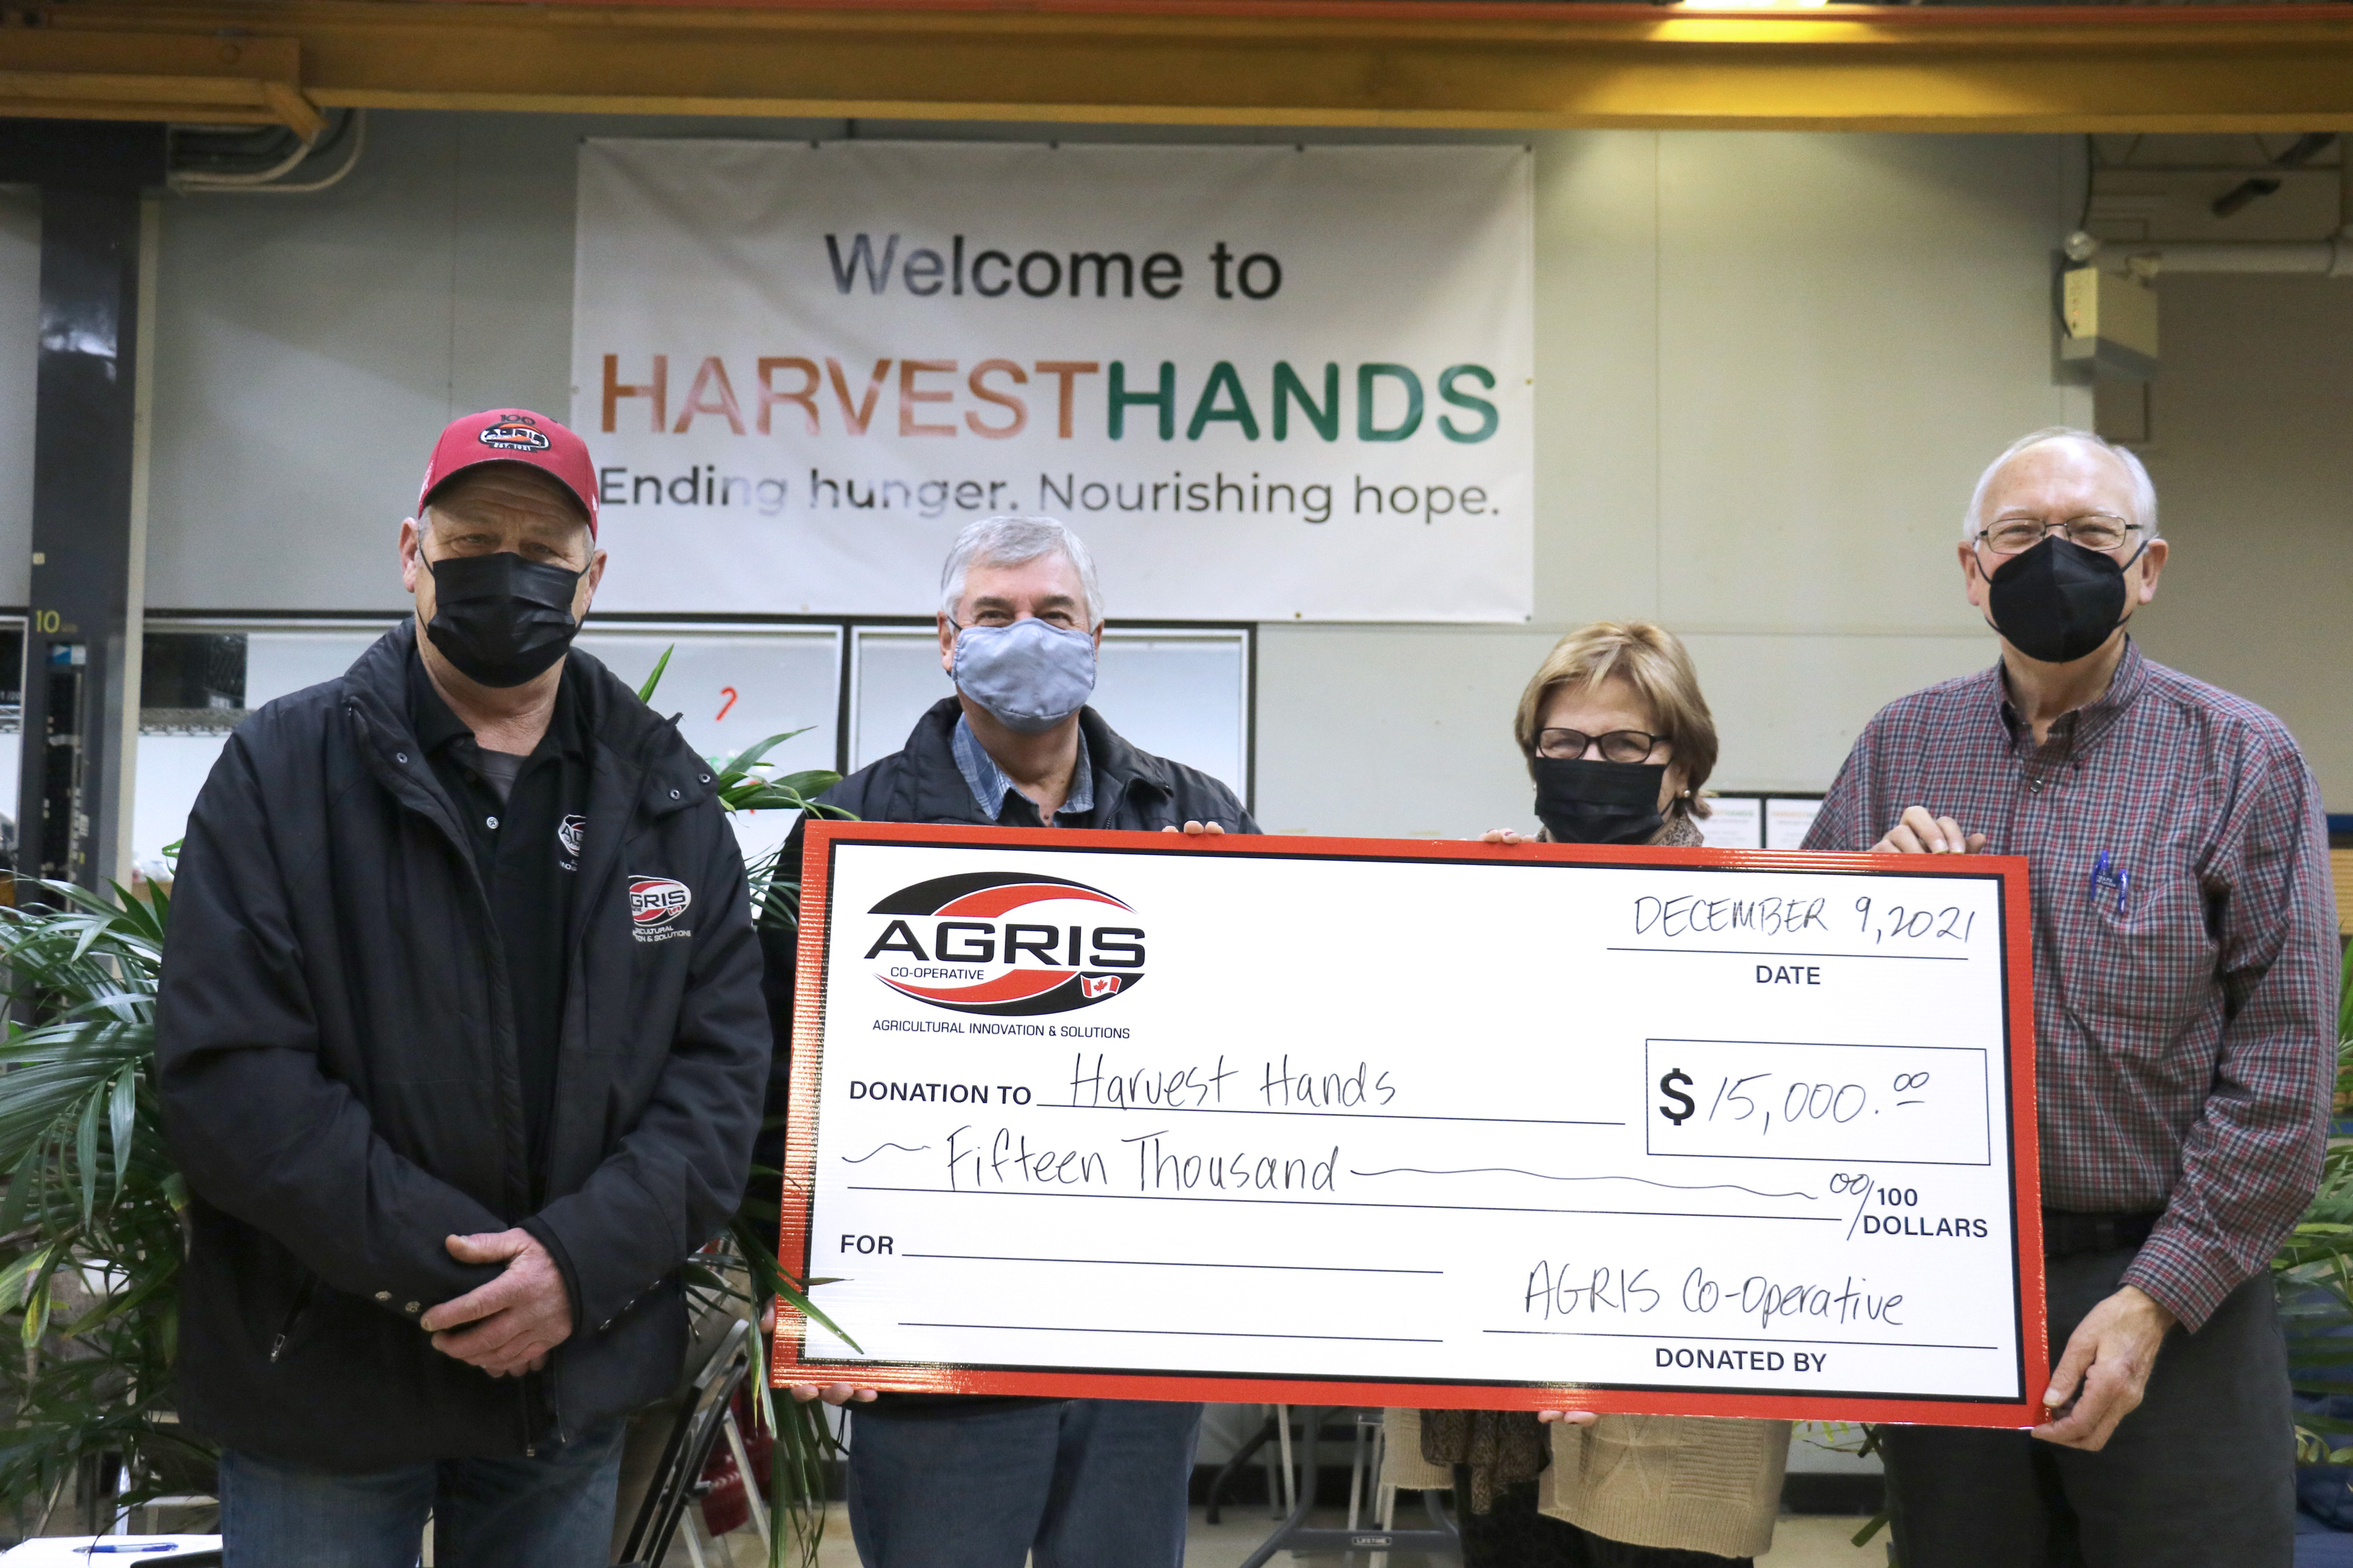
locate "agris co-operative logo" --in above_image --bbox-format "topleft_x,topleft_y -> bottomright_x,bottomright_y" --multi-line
863,871 -> 1144,1017
629,875 -> 692,944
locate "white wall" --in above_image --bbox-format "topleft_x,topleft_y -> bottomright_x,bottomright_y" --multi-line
143,113 -> 590,611
1259,132 -> 2085,834
118,116 -> 2093,842
2126,274 -> 2353,802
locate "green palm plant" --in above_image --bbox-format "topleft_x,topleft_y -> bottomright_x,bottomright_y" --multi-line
2272,937 -> 2353,1464
0,875 -> 210,1536
0,648 -> 859,1560
649,649 -> 862,1567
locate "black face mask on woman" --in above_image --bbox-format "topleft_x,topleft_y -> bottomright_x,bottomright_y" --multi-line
1984,534 -> 2142,665
1533,757 -> 1668,846
423,552 -> 586,688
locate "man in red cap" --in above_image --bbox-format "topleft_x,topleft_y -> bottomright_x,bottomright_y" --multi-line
157,409 -> 772,1565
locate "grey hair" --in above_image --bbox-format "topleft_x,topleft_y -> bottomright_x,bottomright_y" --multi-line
1962,426 -> 2159,542
939,515 -> 1105,628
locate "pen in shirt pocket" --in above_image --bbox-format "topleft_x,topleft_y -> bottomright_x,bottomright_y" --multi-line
2090,849 -> 2131,915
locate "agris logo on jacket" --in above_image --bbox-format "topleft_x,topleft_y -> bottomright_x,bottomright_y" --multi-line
629,875 -> 692,943
862,872 -> 1144,1017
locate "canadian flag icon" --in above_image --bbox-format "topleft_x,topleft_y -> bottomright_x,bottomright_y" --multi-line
1081,975 -> 1122,999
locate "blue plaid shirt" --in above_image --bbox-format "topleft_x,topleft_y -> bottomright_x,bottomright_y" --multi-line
951,714 -> 1094,825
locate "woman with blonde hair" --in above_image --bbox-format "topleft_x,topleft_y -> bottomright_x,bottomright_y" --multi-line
1389,621 -> 1791,1568
1499,619 -> 1716,851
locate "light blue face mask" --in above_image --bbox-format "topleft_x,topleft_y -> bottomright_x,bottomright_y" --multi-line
951,616 -> 1098,734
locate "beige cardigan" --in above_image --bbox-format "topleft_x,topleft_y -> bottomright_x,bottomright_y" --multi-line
1381,1409 -> 1790,1560
1375,819 -> 1788,1559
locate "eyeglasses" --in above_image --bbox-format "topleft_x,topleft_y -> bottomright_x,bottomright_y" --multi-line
1976,513 -> 2143,556
1536,728 -> 1667,764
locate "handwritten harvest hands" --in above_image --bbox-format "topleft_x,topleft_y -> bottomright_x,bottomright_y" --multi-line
2033,1285 -> 2173,1450
1873,805 -> 1988,856
761,1298 -> 880,1406
419,1229 -> 573,1378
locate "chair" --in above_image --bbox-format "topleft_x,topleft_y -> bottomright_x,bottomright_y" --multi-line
1237,1406 -> 1460,1567
1201,1403 -> 1304,1524
612,1316 -> 764,1568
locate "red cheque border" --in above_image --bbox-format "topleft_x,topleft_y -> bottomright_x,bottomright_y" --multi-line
774,820 -> 2047,1429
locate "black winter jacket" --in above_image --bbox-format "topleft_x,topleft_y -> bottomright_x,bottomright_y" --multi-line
815,697 -> 1257,836
157,622 -> 771,1469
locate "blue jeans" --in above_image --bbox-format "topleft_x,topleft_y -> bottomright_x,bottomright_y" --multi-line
217,1421 -> 627,1568
847,1399 -> 1201,1568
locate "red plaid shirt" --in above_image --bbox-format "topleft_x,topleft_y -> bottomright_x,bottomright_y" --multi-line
1804,638 -> 2338,1330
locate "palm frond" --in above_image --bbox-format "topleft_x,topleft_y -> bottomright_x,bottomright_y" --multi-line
637,645 -> 676,705
2276,939 -> 2353,1471
0,874 -> 200,1526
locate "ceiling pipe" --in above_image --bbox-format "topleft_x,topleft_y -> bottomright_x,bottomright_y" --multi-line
172,112 -> 366,197
2130,237 -> 2353,276
2077,136 -> 2353,278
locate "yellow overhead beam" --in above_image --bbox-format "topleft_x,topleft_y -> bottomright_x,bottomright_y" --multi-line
0,28 -> 321,135
7,0 -> 2353,132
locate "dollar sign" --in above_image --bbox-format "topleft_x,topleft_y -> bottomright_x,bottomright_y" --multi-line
1658,1069 -> 1696,1126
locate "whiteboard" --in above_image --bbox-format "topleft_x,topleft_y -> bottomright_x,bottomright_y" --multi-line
1698,795 -> 1827,854
134,622 -> 397,872
774,825 -> 2044,1428
132,621 -> 841,872
1696,797 -> 1763,851
848,626 -> 1250,805
1767,798 -> 1826,852
575,625 -> 841,866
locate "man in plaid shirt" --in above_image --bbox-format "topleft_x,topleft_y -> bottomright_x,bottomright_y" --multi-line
1805,427 -> 2338,1565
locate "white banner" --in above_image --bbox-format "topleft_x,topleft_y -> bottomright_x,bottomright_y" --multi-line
571,141 -> 1533,622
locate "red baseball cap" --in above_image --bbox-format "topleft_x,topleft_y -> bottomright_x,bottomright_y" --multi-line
416,409 -> 599,536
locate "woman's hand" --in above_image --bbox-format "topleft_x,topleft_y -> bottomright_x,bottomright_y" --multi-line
1162,821 -> 1227,837
1478,829 -> 1527,845
1537,1410 -> 1599,1426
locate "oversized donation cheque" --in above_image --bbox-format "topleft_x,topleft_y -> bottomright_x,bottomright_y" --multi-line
773,823 -> 2047,1427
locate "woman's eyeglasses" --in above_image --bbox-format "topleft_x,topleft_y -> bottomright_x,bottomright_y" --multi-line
1535,728 -> 1666,764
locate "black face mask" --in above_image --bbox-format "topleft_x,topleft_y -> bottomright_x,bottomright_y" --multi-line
1984,535 -> 2137,665
423,552 -> 586,688
1533,757 -> 1668,846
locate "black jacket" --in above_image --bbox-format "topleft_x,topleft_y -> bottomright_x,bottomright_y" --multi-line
157,622 -> 770,1469
817,697 -> 1258,836
754,696 -> 1257,1194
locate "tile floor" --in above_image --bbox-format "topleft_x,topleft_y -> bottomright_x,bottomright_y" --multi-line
699,1504 -> 1889,1567
1179,1507 -> 1888,1567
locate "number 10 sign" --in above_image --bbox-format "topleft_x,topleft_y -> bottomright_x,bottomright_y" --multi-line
774,823 -> 2046,1427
